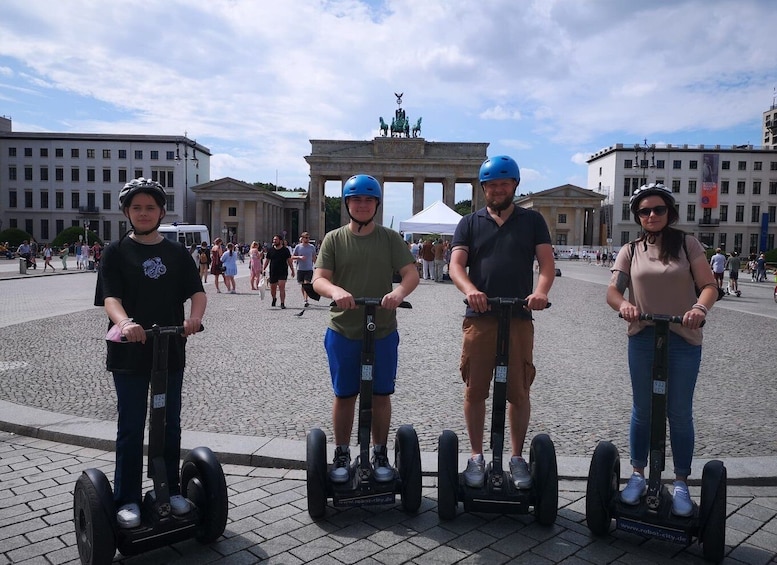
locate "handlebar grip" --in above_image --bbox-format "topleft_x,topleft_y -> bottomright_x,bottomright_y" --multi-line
464,297 -> 551,308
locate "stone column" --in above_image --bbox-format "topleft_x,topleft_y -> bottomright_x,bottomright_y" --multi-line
472,181 -> 485,212
237,200 -> 245,242
307,174 -> 324,240
340,177 -> 351,228
195,198 -> 204,225
213,200 -> 222,240
372,175 -> 384,226
442,177 -> 456,208
575,208 -> 583,247
412,177 -> 425,215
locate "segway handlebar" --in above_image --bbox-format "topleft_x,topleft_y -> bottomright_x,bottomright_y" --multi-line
328,298 -> 412,308
464,297 -> 551,308
619,313 -> 704,327
116,324 -> 205,342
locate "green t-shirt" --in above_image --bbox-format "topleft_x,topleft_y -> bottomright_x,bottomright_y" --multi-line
316,224 -> 414,339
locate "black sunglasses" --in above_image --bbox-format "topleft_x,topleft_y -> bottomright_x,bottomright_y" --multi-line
637,205 -> 668,218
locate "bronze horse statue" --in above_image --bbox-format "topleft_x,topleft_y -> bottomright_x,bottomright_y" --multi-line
391,113 -> 410,138
411,117 -> 422,138
379,117 -> 389,137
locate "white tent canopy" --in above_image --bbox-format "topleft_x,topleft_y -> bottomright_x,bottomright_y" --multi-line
399,200 -> 463,236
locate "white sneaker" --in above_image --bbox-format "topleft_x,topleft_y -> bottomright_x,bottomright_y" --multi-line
509,456 -> 533,489
463,454 -> 485,488
672,481 -> 693,517
170,494 -> 191,516
620,472 -> 646,505
116,503 -> 141,528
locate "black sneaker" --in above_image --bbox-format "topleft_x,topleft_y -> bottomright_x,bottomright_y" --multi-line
304,301 -> 309,307
371,446 -> 394,482
280,303 -> 286,309
330,446 -> 351,483
271,298 -> 277,307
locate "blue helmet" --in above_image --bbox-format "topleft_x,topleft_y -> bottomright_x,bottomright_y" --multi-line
479,155 -> 520,185
342,174 -> 381,204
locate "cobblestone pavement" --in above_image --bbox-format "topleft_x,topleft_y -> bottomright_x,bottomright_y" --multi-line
0,260 -> 775,459
2,432 -> 776,565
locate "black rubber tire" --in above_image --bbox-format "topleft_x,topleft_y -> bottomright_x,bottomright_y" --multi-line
437,430 -> 459,520
181,446 -> 228,544
73,471 -> 116,565
586,441 -> 620,536
530,433 -> 558,525
396,424 -> 422,513
306,428 -> 328,518
700,460 -> 727,563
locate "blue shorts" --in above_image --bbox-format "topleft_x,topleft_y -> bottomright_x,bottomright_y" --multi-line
324,328 -> 399,398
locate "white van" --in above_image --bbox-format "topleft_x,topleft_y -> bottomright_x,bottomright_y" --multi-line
158,224 -> 211,248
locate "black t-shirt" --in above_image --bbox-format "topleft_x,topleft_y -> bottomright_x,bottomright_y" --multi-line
266,246 -> 291,277
94,236 -> 204,373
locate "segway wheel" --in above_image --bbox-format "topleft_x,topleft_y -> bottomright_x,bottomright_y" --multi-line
396,424 -> 422,513
306,428 -> 328,518
181,446 -> 228,544
73,471 -> 116,565
585,441 -> 620,536
437,430 -> 459,520
700,460 -> 727,563
530,433 -> 558,525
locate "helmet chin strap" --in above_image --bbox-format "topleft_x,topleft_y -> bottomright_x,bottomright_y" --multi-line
130,219 -> 162,236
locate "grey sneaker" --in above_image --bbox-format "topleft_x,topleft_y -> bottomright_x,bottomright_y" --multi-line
620,472 -> 646,505
330,446 -> 351,483
509,456 -> 533,489
170,494 -> 191,516
371,446 -> 394,482
672,481 -> 693,517
463,454 -> 485,488
116,503 -> 141,529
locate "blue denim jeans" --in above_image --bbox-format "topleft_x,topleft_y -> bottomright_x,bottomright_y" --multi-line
113,369 -> 184,507
628,327 -> 701,477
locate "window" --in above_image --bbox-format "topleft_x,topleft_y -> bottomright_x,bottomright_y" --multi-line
622,178 -> 631,197
134,169 -> 143,179
738,161 -> 746,171
722,160 -> 730,170
699,232 -> 715,248
8,166 -> 16,181
134,150 -> 143,159
71,168 -> 80,182
24,167 -> 33,181
40,167 -> 48,181
673,160 -> 682,169
102,149 -> 111,159
56,219 -> 63,234
55,148 -> 63,158
24,147 -> 32,157
624,159 -> 633,169
41,219 -> 49,241
687,204 -> 696,221
118,149 -> 127,159
165,194 -> 174,212
40,191 -> 49,209
55,167 -> 64,181
754,161 -> 762,171
119,220 -> 128,238
769,205 -> 776,222
71,148 -> 79,158
55,191 -> 64,209
688,180 -> 696,194
8,147 -> 16,157
558,213 -> 567,224
166,151 -> 175,160
87,192 -> 96,209
750,234 -> 759,252
753,181 -> 761,195
736,181 -> 745,194
718,233 -> 726,249
734,233 -> 742,251
118,169 -> 127,183
25,219 -> 33,235
689,160 -> 698,170
87,168 -> 95,182
721,180 -> 729,194
556,233 -> 567,246
151,170 -> 174,187
228,207 -> 237,217
103,220 -> 111,241
622,203 -> 631,221
87,149 -> 95,158
103,192 -> 112,210
102,169 -> 111,182
751,205 -> 761,223
150,150 -> 159,160
40,148 -> 48,157
771,161 -> 777,171
656,159 -> 665,169
9,190 -> 17,208
9,219 -> 16,229
720,205 -> 728,222
621,231 -> 630,245
771,181 -> 777,195
672,180 -> 681,193
735,205 -> 744,222
71,192 -> 81,209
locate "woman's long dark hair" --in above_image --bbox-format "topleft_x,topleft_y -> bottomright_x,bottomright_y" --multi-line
634,194 -> 685,264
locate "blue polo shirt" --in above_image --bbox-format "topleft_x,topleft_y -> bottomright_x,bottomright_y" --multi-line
452,206 -> 551,319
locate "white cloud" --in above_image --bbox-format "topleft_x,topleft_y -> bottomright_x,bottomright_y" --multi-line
480,106 -> 522,121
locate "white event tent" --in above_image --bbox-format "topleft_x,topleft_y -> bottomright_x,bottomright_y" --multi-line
399,200 -> 463,236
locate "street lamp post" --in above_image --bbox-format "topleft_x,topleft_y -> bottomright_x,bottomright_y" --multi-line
175,135 -> 199,223
633,138 -> 656,186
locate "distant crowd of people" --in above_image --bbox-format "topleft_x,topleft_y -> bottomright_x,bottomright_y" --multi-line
3,239 -> 102,271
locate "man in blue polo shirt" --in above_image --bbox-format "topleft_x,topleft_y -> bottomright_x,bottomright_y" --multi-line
449,155 -> 556,490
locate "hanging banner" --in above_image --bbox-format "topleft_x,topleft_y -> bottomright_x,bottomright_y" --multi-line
701,153 -> 719,209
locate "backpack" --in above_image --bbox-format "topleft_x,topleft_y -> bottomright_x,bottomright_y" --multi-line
199,250 -> 209,264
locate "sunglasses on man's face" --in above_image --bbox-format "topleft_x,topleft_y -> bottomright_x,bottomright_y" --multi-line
637,205 -> 668,218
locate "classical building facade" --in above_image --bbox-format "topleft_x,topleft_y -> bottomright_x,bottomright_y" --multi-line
515,185 -> 606,249
0,116 -> 209,242
304,137 -> 488,239
588,142 -> 777,253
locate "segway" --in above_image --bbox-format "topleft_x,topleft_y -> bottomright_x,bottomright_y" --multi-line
305,295 -> 422,518
73,325 -> 228,565
437,297 -> 557,524
585,314 -> 726,563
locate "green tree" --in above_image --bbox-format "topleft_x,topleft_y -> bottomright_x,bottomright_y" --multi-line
325,196 -> 342,234
0,228 -> 32,248
51,226 -> 103,249
454,199 -> 472,216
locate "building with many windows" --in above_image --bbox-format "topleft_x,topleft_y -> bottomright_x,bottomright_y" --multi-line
587,138 -> 777,254
0,116 -> 210,243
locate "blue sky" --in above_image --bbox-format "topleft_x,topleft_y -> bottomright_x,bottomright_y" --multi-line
1,0 -> 776,231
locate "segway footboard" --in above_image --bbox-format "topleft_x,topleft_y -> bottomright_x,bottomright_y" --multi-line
331,473 -> 397,508
614,491 -> 698,545
460,472 -> 535,515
